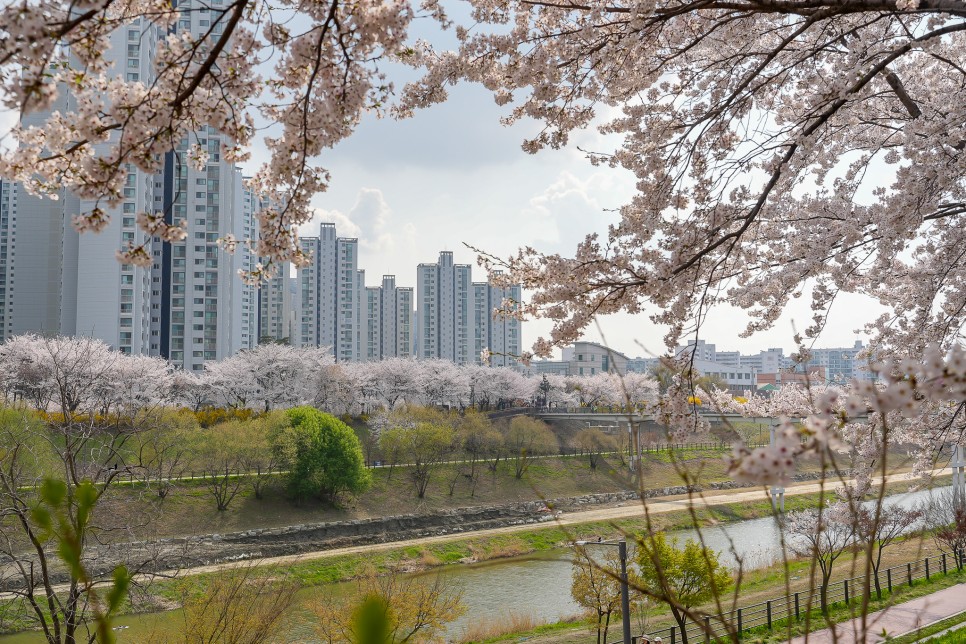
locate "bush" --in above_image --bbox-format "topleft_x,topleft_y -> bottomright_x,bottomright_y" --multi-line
192,407 -> 257,428
273,407 -> 371,502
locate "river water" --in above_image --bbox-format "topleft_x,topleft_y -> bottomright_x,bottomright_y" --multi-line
0,485 -> 949,643
431,485 -> 948,637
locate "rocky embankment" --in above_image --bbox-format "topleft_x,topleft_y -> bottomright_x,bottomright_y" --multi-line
1,471 -> 834,590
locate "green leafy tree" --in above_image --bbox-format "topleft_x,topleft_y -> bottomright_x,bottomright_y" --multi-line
456,411 -> 502,495
636,533 -> 733,644
502,416 -> 557,479
273,407 -> 371,502
381,422 -> 454,498
572,551 -> 629,644
134,409 -> 197,500
241,412 -> 285,500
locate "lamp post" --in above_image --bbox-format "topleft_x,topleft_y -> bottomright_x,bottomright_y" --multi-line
576,539 -> 632,644
538,374 -> 551,410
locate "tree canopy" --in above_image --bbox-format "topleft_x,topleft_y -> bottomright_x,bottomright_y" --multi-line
272,406 -> 371,502
636,533 -> 733,643
405,0 -> 966,362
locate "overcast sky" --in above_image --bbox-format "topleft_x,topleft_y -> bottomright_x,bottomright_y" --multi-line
262,15 -> 884,361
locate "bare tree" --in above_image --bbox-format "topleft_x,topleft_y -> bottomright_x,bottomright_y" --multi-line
856,504 -> 922,599
0,336 -> 175,643
787,505 -> 857,614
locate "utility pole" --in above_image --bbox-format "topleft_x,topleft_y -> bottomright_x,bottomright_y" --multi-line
576,539 -> 633,644
769,425 -> 785,512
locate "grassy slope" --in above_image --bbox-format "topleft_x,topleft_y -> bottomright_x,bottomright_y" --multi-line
99,448 -> 741,541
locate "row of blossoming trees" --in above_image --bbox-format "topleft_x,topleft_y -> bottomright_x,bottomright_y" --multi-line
0,333 -> 659,418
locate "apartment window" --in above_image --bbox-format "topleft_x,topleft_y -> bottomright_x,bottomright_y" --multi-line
128,30 -> 140,40
127,73 -> 139,81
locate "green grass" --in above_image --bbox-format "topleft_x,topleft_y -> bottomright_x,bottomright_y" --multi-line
885,611 -> 966,643
919,624 -> 966,643
732,569 -> 966,643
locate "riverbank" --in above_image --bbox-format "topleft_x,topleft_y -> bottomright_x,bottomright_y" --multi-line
3,462 -> 944,632
0,469 -> 946,638
448,524 -> 966,644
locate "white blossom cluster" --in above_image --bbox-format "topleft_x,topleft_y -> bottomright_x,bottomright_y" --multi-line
399,0 -> 966,367
0,334 -> 659,417
716,344 -> 966,487
0,0 -> 441,280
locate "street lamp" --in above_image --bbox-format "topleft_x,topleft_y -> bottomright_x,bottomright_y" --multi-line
575,539 -> 632,644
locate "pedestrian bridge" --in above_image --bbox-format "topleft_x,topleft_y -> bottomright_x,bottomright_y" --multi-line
532,407 -> 778,428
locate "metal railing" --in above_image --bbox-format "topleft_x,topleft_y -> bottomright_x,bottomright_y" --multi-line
633,548 -> 966,644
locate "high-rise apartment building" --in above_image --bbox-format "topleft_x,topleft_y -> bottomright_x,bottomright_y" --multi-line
0,179 -> 16,343
0,16 -> 256,369
297,223 -> 364,361
473,273 -> 522,367
257,264 -> 297,344
0,24 -> 160,356
417,251 -> 473,365
363,275 -> 415,361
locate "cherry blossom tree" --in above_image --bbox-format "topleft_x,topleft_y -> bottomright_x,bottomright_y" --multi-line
415,359 -> 469,408
205,343 -> 331,411
0,0 -> 446,277
855,504 -> 922,599
405,0 -> 966,363
786,504 -> 857,614
467,365 -> 532,410
568,372 -> 619,408
0,337 -> 180,641
369,357 -> 421,409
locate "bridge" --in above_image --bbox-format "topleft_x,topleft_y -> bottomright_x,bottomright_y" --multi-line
531,407 -> 778,428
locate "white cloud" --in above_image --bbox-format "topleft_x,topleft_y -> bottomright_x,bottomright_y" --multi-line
300,187 -> 396,252
517,170 -> 628,253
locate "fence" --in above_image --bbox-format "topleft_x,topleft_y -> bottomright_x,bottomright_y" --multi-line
634,548 -> 966,644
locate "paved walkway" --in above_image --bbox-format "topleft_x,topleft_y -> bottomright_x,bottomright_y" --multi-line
790,583 -> 966,643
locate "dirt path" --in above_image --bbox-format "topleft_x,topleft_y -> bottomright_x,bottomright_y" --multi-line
152,468 -> 937,579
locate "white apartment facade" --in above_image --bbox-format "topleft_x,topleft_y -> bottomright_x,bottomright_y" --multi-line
364,275 -> 415,361
417,251 -> 474,365
297,223 -> 366,361
0,15 -> 256,369
473,274 -> 522,367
